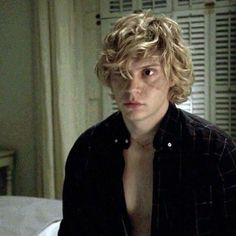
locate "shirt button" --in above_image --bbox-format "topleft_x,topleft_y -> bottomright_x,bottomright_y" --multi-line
167,142 -> 172,148
125,139 -> 129,144
114,139 -> 118,143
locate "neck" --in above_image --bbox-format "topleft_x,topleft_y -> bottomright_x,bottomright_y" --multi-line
130,123 -> 157,140
122,103 -> 169,145
124,110 -> 168,140
123,117 -> 159,146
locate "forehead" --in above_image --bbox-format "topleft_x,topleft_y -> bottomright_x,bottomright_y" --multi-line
128,56 -> 161,70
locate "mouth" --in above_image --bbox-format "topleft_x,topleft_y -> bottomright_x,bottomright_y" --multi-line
123,101 -> 144,109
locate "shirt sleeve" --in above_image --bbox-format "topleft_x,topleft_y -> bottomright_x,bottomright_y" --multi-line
218,138 -> 236,234
58,131 -> 100,235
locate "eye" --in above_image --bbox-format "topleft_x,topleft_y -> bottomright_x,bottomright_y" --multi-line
143,68 -> 154,77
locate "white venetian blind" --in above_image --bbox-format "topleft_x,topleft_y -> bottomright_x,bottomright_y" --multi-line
100,0 -> 137,18
213,8 -> 236,139
174,0 -> 205,10
141,0 -> 171,12
174,11 -> 209,119
215,0 -> 236,7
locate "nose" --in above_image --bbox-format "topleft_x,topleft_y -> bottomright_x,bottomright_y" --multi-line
125,77 -> 142,94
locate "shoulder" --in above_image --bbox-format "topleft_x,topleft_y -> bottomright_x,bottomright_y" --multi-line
65,112 -> 124,167
180,109 -> 231,141
75,111 -> 123,146
179,109 -> 236,156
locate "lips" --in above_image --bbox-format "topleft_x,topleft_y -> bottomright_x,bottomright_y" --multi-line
123,101 -> 144,108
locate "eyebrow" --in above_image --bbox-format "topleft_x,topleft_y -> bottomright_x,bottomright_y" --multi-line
137,63 -> 161,69
110,63 -> 161,76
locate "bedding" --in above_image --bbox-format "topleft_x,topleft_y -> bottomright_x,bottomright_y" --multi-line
0,196 -> 62,236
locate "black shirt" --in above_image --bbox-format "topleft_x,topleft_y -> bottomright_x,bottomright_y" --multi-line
59,103 -> 236,236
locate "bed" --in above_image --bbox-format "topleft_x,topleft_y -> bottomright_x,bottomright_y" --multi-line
0,196 -> 62,236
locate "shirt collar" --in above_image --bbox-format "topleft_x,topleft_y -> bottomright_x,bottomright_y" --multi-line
105,102 -> 182,151
153,102 -> 182,151
105,112 -> 131,149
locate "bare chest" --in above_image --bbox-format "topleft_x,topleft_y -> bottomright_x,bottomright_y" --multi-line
123,148 -> 154,236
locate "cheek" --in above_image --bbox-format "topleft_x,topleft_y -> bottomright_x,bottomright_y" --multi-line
111,81 -> 129,99
146,78 -> 170,90
111,80 -> 126,91
144,80 -> 171,98
110,83 -> 123,100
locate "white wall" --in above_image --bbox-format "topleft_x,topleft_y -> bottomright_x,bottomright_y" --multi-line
81,0 -> 103,127
0,0 -> 36,195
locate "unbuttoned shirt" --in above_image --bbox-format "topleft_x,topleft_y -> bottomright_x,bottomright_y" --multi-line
59,103 -> 236,236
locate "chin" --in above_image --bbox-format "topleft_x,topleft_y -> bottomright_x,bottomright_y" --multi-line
122,111 -> 147,121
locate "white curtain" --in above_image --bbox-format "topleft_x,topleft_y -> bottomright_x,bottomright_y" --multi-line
33,0 -> 84,198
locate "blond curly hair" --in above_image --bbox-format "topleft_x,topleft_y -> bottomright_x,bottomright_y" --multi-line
95,10 -> 194,104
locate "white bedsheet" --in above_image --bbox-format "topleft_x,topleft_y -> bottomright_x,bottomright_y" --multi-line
38,221 -> 61,236
0,196 -> 62,236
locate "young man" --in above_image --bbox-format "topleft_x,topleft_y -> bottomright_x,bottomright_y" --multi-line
58,11 -> 236,236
